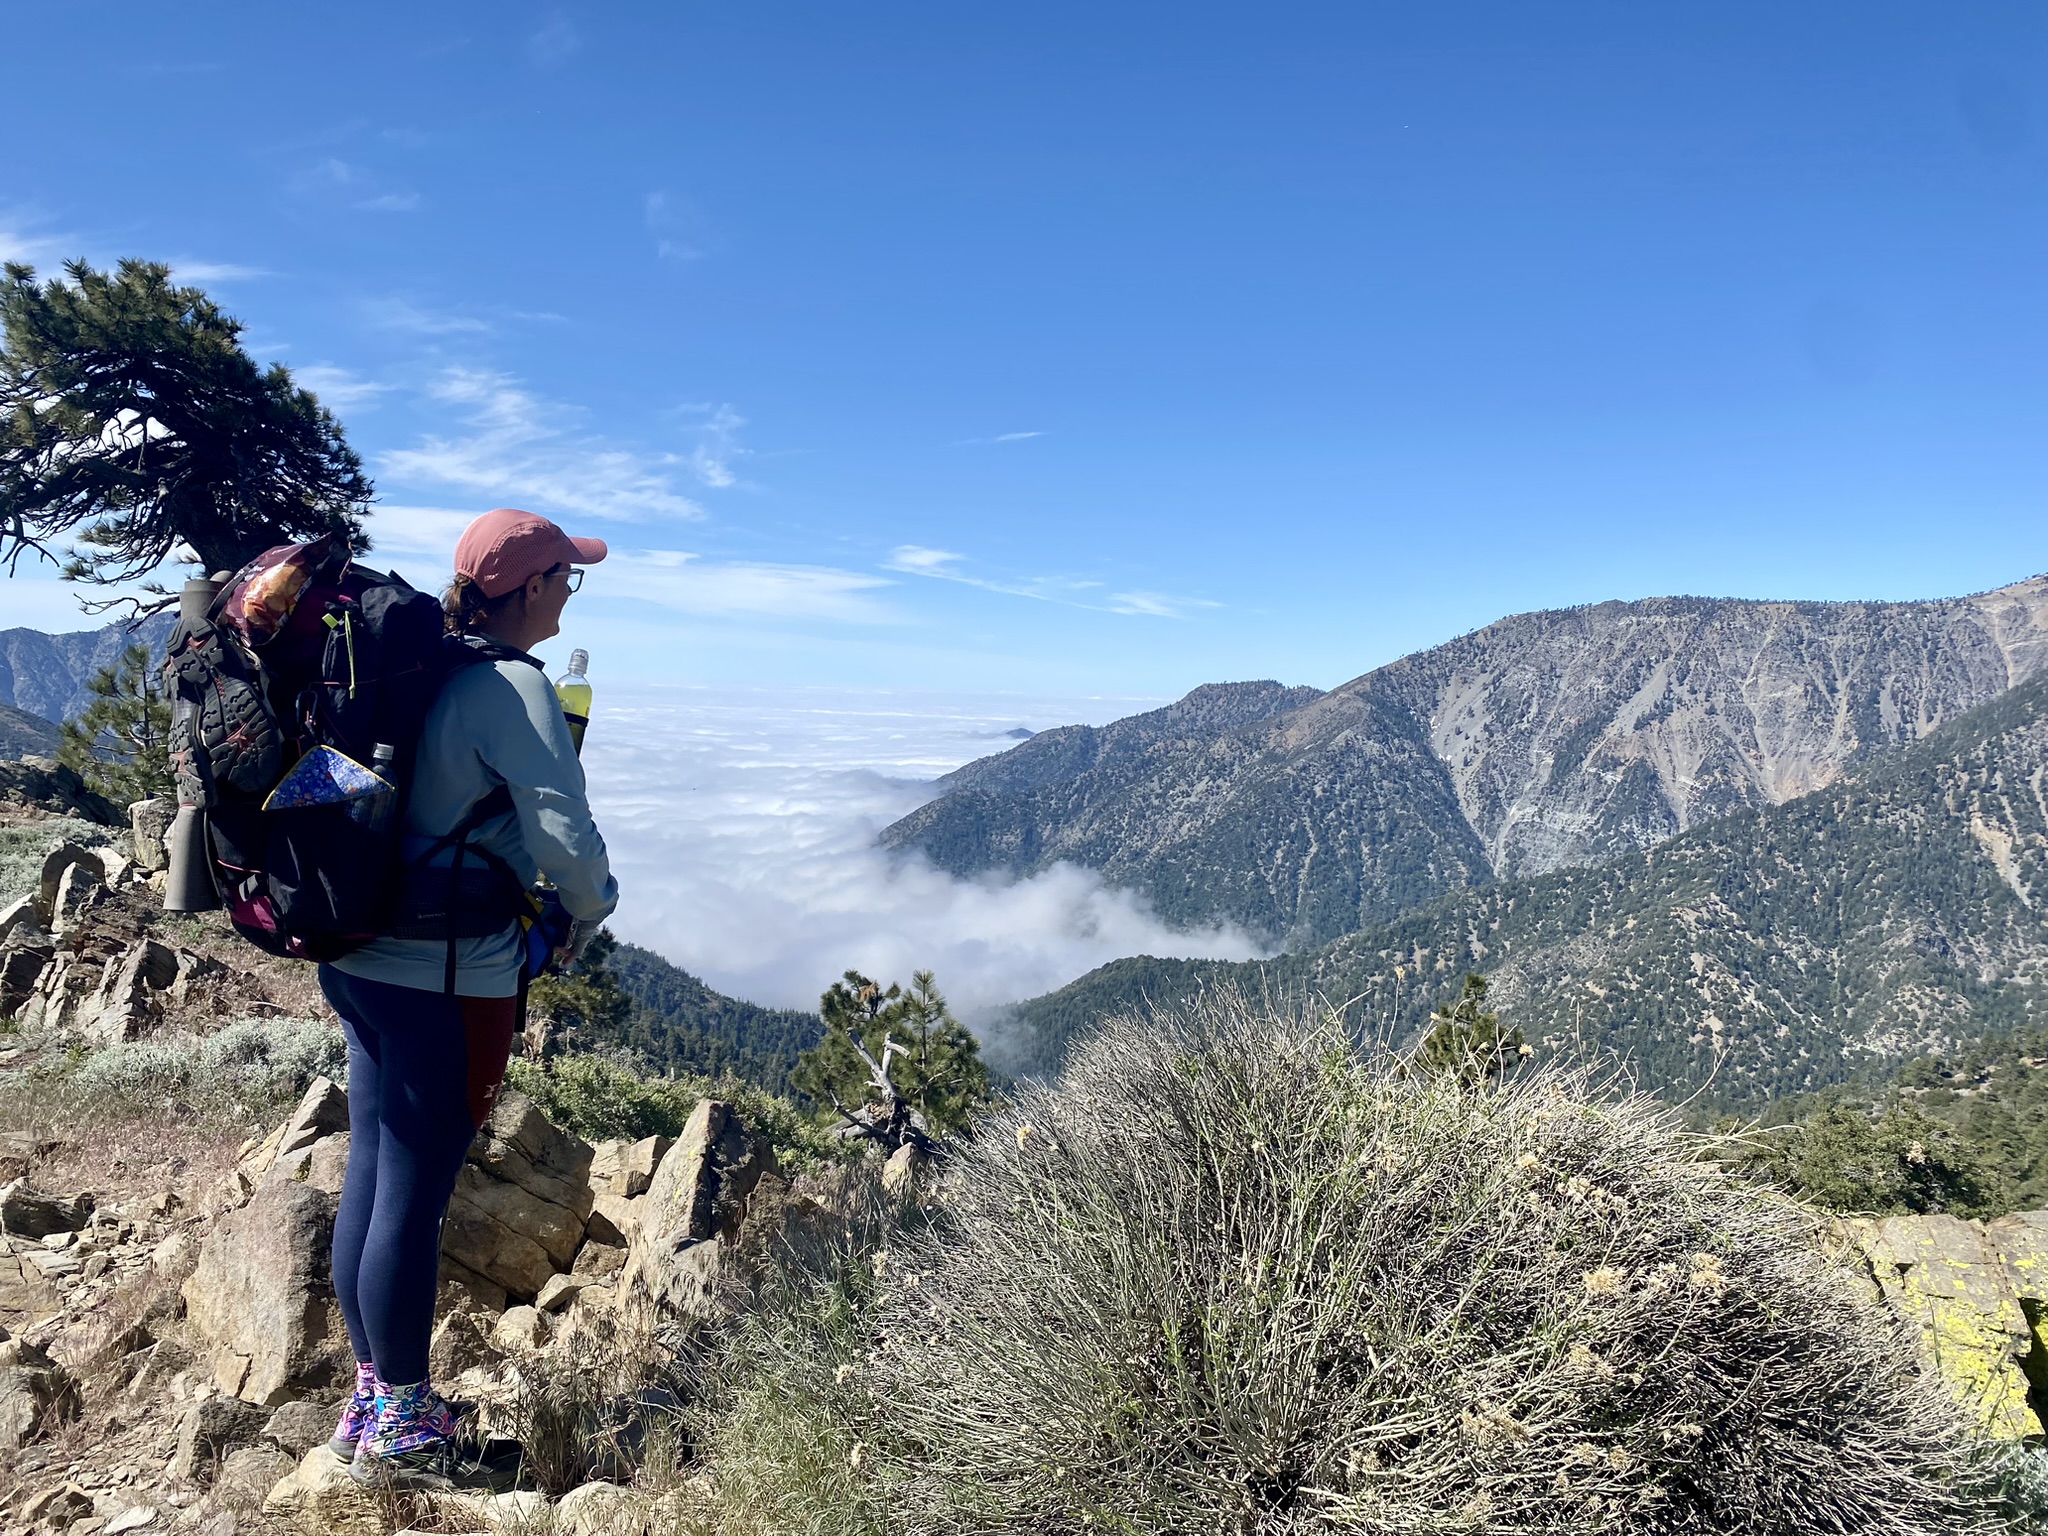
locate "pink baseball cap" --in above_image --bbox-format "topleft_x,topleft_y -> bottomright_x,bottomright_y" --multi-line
454,509 -> 608,598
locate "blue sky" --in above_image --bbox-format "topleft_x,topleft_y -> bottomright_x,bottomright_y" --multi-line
4,1 -> 2045,697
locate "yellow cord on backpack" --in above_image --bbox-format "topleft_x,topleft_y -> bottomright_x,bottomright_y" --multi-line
320,612 -> 362,698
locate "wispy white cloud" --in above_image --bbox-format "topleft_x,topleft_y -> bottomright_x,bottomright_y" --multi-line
0,225 -> 268,288
887,545 -> 965,576
885,545 -> 1218,620
674,402 -> 746,488
380,367 -> 708,524
1104,589 -> 1213,618
0,218 -> 75,269
166,260 -> 269,282
365,511 -> 900,626
288,158 -> 421,215
361,296 -> 493,335
601,550 -> 899,625
527,12 -> 581,68
363,504 -> 477,560
293,364 -> 392,411
643,191 -> 710,263
962,430 -> 1045,444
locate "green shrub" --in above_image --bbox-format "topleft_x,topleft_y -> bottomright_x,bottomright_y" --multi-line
507,1052 -> 846,1173
712,992 -> 2010,1535
1738,1100 -> 2002,1217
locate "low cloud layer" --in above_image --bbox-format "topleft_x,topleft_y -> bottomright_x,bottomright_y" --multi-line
580,683 -> 1265,1027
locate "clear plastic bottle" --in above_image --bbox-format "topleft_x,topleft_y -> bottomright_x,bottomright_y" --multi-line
554,649 -> 592,756
351,743 -> 399,832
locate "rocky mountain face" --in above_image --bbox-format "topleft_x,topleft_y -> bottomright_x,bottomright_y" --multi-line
0,613 -> 175,725
887,575 -> 2048,946
1006,669 -> 2048,1110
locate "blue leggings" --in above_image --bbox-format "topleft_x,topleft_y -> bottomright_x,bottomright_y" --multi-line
318,966 -> 518,1386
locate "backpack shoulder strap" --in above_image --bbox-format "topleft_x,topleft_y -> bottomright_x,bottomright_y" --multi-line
416,636 -> 548,994
449,632 -> 547,674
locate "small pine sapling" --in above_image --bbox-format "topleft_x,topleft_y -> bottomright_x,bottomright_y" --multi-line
1412,972 -> 1528,1084
792,968 -> 993,1150
57,642 -> 173,806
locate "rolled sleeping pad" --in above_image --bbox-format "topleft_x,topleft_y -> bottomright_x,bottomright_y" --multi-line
162,573 -> 231,913
162,804 -> 220,912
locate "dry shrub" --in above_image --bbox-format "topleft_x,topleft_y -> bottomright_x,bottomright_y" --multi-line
482,1309 -> 678,1498
696,1156 -> 915,1536
711,991 -> 2026,1535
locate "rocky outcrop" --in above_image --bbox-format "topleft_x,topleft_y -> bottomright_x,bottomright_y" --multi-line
0,756 -> 122,825
0,1328 -> 81,1451
0,1181 -> 94,1239
240,1077 -> 351,1185
127,797 -> 172,872
442,1091 -> 596,1304
590,1134 -> 672,1200
889,574 -> 2048,946
618,1099 -> 790,1327
1,853 -> 234,1036
1851,1211 -> 2048,1440
83,938 -> 222,1044
262,1445 -> 386,1535
183,1178 -> 346,1405
171,1394 -> 270,1485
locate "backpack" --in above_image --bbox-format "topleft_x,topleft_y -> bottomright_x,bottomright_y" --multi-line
163,534 -> 527,965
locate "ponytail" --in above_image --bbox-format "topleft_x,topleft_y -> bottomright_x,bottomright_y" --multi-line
442,574 -> 526,635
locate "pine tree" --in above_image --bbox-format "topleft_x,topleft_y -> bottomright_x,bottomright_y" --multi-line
526,928 -> 633,1058
1412,973 -> 1526,1084
57,642 -> 173,806
1,259 -> 371,608
791,968 -> 994,1148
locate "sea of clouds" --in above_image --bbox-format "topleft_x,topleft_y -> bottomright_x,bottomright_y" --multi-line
578,683 -> 1267,1028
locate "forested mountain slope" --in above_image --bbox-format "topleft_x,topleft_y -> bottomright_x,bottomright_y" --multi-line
0,701 -> 60,759
887,576 -> 2048,945
608,940 -> 823,1093
1003,668 -> 2048,1111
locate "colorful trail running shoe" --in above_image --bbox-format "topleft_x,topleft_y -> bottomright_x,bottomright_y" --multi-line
349,1379 -> 465,1490
328,1362 -> 381,1459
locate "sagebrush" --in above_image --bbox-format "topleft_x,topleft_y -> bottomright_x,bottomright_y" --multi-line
23,1015 -> 344,1126
708,992 -> 2020,1535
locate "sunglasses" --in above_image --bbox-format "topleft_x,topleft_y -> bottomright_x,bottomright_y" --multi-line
545,565 -> 586,593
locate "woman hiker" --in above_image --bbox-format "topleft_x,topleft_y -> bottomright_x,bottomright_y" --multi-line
320,508 -> 620,1487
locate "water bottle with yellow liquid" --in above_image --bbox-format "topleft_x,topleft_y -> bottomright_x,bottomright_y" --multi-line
554,648 -> 593,756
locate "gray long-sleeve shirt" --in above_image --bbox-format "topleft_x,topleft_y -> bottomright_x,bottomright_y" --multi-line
331,655 -> 619,997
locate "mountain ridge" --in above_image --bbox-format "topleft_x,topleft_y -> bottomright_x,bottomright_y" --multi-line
0,612 -> 177,723
886,573 -> 2048,947
998,665 -> 2048,1109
